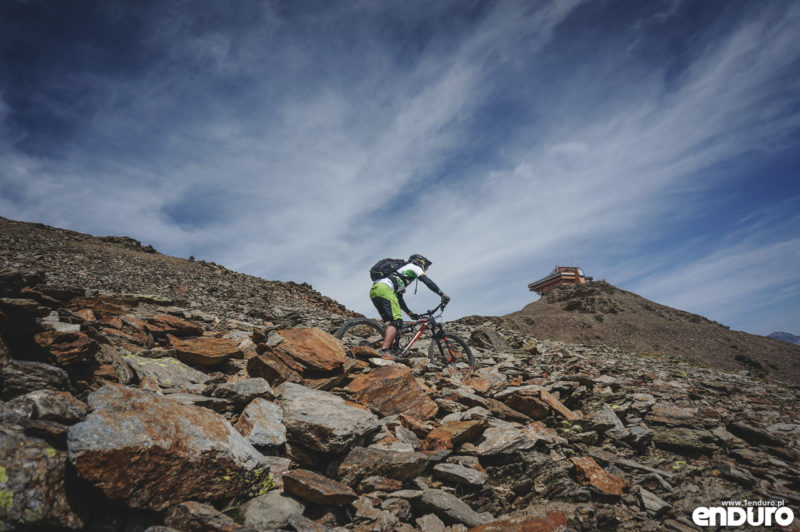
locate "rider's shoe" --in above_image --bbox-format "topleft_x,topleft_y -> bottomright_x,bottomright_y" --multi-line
379,348 -> 396,360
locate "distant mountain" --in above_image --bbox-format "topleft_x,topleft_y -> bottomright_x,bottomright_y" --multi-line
498,281 -> 800,385
769,331 -> 800,345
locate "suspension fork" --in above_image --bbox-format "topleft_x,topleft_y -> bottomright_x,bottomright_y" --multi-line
431,322 -> 455,363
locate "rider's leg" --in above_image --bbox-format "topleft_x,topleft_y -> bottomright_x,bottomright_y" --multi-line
382,325 -> 398,350
370,283 -> 403,352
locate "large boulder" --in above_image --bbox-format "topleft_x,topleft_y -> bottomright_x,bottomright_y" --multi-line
277,382 -> 380,454
249,328 -> 354,389
270,328 -> 348,373
67,385 -> 271,511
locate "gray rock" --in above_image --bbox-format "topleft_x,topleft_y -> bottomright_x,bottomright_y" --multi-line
163,393 -> 232,412
240,491 -> 305,530
592,404 -> 629,439
652,426 -> 718,456
416,513 -> 447,532
433,463 -> 488,486
626,424 -> 654,448
164,501 -> 255,532
727,421 -> 785,447
235,397 -> 286,449
475,426 -> 536,456
278,382 -> 380,454
418,488 -> 490,528
338,446 -> 433,487
1,360 -> 71,400
123,354 -> 210,393
7,389 -> 87,424
638,487 -> 672,517
212,378 -> 274,406
0,424 -> 84,529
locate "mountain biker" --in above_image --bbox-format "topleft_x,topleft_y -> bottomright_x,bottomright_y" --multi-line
370,253 -> 450,358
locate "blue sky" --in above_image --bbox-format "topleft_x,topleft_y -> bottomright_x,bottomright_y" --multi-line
2,0 -> 799,336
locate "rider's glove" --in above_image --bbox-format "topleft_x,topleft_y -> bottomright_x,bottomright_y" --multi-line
441,294 -> 451,306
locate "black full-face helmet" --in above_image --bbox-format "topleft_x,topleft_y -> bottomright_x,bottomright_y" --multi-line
409,254 -> 432,271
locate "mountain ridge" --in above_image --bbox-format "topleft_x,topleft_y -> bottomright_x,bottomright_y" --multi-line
500,281 -> 800,385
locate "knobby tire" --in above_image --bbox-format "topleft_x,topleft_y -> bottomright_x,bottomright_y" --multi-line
334,318 -> 385,350
428,333 -> 474,371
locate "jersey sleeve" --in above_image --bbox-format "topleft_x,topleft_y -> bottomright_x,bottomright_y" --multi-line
419,275 -> 443,296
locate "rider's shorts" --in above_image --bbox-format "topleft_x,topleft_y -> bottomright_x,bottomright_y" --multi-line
370,282 -> 402,322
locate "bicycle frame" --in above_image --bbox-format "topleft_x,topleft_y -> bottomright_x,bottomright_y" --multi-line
394,304 -> 446,356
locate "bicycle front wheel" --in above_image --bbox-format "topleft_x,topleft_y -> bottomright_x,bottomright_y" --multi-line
335,318 -> 386,350
428,333 -> 475,371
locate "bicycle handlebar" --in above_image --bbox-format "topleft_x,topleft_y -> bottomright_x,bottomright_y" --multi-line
424,302 -> 446,315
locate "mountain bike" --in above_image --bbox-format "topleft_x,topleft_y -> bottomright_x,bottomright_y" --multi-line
334,303 -> 474,371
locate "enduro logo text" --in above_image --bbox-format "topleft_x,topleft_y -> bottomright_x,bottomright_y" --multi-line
692,500 -> 795,527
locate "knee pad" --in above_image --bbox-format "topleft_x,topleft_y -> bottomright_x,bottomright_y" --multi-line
389,319 -> 404,330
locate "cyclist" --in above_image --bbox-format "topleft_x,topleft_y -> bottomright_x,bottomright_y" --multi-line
370,253 -> 450,358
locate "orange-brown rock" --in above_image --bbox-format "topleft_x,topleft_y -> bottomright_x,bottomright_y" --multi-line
468,511 -> 568,531
246,351 -> 304,386
539,390 -> 579,421
464,375 -> 493,394
345,365 -> 438,420
486,398 -> 532,423
283,469 -> 358,506
421,420 -> 486,451
68,296 -> 137,316
33,330 -> 99,365
570,456 -> 626,496
75,309 -> 96,321
167,335 -> 242,366
351,345 -> 381,359
503,394 -> 550,420
271,328 -> 348,373
146,315 -> 204,338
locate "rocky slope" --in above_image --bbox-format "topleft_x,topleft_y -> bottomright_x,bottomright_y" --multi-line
1,217 -> 799,531
502,281 -> 800,386
0,216 -> 354,328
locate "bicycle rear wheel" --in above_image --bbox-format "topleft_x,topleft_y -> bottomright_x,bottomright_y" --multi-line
335,318 -> 386,350
428,333 -> 475,371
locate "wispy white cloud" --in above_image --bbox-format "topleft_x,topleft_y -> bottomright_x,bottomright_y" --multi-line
2,1 -> 799,336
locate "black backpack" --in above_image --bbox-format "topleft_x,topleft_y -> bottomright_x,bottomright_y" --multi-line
369,258 -> 405,281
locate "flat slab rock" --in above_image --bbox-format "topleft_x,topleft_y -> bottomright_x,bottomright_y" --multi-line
282,468 -> 358,506
345,364 -> 438,420
419,488 -> 491,528
67,385 -> 270,511
433,462 -> 488,486
469,511 -> 569,531
570,456 -> 627,496
272,327 -> 348,373
277,382 -> 380,454
337,446 -> 434,487
167,334 -> 242,366
123,354 -> 210,393
1,360 -> 71,400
